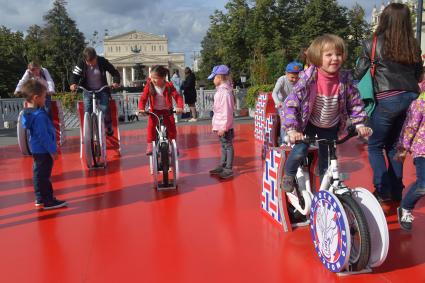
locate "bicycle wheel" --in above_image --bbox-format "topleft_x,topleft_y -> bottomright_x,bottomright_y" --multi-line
83,112 -> 94,168
171,139 -> 179,187
91,114 -> 102,167
338,193 -> 371,271
160,142 -> 170,186
152,141 -> 158,188
97,111 -> 107,167
17,110 -> 32,156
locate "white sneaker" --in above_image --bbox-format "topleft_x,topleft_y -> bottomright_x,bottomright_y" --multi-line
188,118 -> 197,122
397,207 -> 414,231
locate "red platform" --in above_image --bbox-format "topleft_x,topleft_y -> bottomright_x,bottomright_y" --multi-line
0,123 -> 424,282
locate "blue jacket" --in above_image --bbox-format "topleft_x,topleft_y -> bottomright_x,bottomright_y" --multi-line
21,108 -> 57,154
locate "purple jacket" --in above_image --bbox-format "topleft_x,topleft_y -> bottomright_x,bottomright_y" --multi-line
280,66 -> 367,133
397,94 -> 425,159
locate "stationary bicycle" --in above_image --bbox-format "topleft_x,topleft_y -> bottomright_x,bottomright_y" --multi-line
296,127 -> 389,274
144,110 -> 179,190
78,85 -> 109,169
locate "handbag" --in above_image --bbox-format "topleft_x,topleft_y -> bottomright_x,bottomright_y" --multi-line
357,36 -> 378,116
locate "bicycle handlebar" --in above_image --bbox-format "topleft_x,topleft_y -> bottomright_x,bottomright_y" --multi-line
294,126 -> 367,146
78,85 -> 110,94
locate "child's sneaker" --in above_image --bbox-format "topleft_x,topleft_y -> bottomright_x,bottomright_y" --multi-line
397,207 -> 414,231
35,200 -> 43,207
219,169 -> 233,179
281,175 -> 295,193
209,166 -> 224,175
43,199 -> 67,210
146,143 -> 153,155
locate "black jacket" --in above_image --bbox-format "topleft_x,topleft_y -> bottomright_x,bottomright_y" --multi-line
70,56 -> 121,91
354,35 -> 422,94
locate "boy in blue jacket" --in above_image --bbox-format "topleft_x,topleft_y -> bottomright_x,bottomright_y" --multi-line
21,80 -> 67,210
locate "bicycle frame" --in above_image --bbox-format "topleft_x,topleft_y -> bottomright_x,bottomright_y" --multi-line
78,85 -> 110,114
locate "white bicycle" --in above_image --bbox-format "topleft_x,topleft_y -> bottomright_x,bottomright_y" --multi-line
294,127 -> 389,273
79,85 -> 109,169
144,110 -> 179,190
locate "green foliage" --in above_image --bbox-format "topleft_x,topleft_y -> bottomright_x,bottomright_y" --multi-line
53,92 -> 82,111
199,0 -> 371,85
246,84 -> 274,108
0,26 -> 26,98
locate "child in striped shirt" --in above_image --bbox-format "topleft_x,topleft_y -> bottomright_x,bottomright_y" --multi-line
280,34 -> 371,192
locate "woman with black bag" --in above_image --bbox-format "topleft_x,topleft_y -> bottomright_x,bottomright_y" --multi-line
354,3 -> 422,203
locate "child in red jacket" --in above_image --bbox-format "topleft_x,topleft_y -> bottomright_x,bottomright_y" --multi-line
139,65 -> 184,155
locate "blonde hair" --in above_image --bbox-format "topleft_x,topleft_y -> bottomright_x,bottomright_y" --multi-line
306,34 -> 347,67
215,74 -> 231,82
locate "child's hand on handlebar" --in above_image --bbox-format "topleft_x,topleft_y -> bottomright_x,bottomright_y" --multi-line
138,110 -> 146,116
217,130 -> 225,137
288,131 -> 304,144
356,126 -> 373,139
175,107 -> 183,114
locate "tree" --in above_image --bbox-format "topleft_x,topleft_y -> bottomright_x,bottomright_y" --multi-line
25,25 -> 47,63
346,4 -> 371,68
0,26 -> 26,97
42,0 -> 85,91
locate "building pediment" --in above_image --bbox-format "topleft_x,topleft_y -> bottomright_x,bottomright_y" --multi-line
109,53 -> 168,64
105,30 -> 167,42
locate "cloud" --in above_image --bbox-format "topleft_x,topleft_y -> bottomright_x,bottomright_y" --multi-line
0,0 -> 382,66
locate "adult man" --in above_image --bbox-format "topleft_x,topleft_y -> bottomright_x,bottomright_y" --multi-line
70,47 -> 120,136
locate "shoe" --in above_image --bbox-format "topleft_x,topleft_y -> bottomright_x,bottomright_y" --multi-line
106,128 -> 114,136
35,200 -> 43,207
188,118 -> 197,122
373,190 -> 391,203
43,199 -> 67,210
281,175 -> 295,193
146,143 -> 153,155
209,166 -> 224,175
397,207 -> 414,231
219,169 -> 233,179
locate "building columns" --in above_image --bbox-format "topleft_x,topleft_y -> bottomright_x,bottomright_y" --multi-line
131,67 -> 135,82
123,67 -> 127,87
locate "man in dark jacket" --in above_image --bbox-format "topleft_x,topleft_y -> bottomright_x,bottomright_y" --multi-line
70,47 -> 121,136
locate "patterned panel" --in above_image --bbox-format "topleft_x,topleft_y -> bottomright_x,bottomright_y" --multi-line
261,148 -> 284,223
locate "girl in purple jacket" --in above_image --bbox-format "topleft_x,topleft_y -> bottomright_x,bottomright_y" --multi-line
395,93 -> 425,231
280,34 -> 371,192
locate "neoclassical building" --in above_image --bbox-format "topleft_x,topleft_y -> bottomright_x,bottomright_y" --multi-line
103,30 -> 185,86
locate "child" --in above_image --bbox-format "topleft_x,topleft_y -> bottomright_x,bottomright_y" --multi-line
138,65 -> 184,155
280,34 -> 371,192
208,65 -> 235,179
272,61 -> 303,144
395,93 -> 425,231
272,61 -> 303,108
20,80 -> 67,210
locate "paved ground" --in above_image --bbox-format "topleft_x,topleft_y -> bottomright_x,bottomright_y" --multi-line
0,116 -> 254,147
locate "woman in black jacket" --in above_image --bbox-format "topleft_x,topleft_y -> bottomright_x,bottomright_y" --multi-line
354,3 -> 422,203
182,67 -> 197,122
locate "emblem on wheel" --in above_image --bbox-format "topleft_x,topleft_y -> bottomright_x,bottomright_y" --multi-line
310,191 -> 350,272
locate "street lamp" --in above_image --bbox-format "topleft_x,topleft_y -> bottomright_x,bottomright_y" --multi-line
240,72 -> 246,89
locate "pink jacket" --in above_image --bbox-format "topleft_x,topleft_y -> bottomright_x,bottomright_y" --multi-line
212,82 -> 235,131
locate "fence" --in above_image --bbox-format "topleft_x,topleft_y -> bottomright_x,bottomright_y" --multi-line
0,88 -> 247,130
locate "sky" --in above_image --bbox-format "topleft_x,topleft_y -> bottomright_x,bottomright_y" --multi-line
0,0 -> 383,66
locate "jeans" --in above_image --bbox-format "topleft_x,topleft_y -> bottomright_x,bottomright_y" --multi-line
284,123 -> 338,178
33,153 -> 54,203
83,91 -> 112,130
220,129 -> 234,170
368,92 -> 418,200
401,157 -> 425,210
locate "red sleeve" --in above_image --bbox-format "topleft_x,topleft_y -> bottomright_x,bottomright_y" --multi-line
169,82 -> 184,108
138,80 -> 150,110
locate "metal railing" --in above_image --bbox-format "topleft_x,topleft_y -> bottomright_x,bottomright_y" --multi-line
0,88 -> 247,129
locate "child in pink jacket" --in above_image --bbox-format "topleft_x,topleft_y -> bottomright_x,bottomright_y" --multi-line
208,65 -> 235,179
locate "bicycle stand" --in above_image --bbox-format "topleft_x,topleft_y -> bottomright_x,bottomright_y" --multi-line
261,146 -> 319,232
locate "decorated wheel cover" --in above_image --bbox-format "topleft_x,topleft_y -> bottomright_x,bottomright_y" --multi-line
310,191 -> 351,272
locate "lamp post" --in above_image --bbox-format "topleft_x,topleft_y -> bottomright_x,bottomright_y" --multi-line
240,73 -> 247,89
